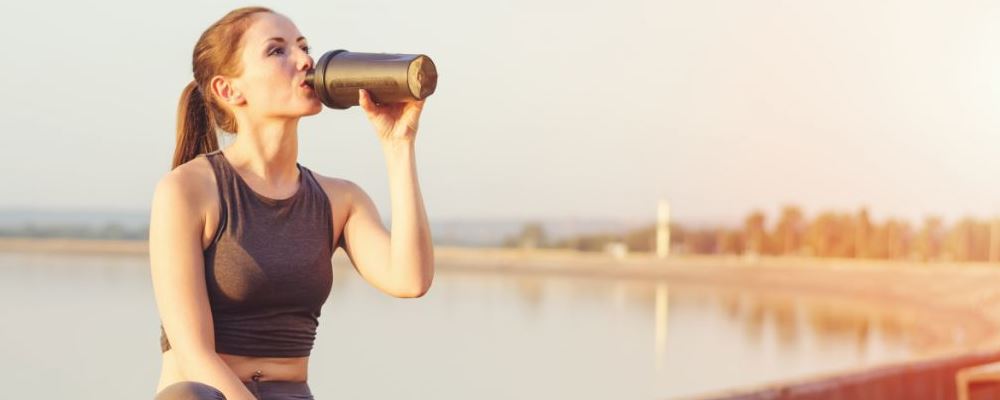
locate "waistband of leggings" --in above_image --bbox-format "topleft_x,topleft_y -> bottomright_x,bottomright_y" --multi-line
243,380 -> 312,395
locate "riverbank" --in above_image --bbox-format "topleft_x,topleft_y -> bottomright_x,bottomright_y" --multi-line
4,237 -> 1000,398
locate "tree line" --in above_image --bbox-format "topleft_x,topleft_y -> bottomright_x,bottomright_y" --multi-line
505,206 -> 1000,262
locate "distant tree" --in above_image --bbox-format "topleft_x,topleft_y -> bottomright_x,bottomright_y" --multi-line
886,219 -> 912,260
502,222 -> 549,249
805,212 -> 855,258
744,211 -> 767,256
855,208 -> 872,258
990,218 -> 1000,262
914,216 -> 944,261
623,224 -> 657,252
716,229 -> 743,255
682,229 -> 717,254
774,205 -> 805,255
944,218 -> 990,262
805,212 -> 832,257
945,218 -> 968,261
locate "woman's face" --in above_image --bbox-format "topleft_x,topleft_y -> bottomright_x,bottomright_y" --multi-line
227,12 -> 322,121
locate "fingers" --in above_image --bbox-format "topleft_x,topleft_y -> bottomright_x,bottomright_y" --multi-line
360,89 -> 424,116
358,89 -> 375,112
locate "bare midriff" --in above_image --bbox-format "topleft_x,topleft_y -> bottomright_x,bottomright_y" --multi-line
157,348 -> 309,392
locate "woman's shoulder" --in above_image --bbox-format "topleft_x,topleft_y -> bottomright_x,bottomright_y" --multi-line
304,169 -> 369,209
151,155 -> 217,213
307,170 -> 362,195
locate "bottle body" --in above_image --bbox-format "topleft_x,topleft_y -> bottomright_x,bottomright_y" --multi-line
305,50 -> 438,109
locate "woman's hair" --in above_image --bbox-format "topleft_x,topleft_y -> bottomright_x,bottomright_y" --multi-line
172,6 -> 274,170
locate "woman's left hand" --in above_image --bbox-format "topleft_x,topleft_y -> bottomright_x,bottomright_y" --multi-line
358,89 -> 425,143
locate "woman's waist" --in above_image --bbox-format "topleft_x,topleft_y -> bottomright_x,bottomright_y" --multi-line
218,352 -> 309,382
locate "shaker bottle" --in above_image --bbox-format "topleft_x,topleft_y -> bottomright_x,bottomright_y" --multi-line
305,49 -> 438,109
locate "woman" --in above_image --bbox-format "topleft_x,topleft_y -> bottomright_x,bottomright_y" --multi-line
149,7 -> 434,400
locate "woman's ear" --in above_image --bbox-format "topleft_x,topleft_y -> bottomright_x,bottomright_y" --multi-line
210,75 -> 246,106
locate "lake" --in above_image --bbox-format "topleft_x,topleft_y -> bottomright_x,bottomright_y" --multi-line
0,251 -> 921,399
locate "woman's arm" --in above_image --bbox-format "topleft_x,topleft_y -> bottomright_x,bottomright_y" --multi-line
149,168 -> 257,400
339,141 -> 434,298
338,89 -> 434,297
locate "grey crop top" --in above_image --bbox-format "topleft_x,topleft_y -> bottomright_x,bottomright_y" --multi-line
159,149 -> 336,358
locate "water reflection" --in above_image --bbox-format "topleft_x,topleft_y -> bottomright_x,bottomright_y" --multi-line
485,266 -> 924,362
514,275 -> 545,317
655,282 -> 668,371
0,252 -> 948,399
439,264 -> 928,398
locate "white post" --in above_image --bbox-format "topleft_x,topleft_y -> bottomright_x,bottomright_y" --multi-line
657,200 -> 670,259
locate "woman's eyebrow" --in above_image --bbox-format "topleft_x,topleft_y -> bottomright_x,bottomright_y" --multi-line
265,36 -> 306,44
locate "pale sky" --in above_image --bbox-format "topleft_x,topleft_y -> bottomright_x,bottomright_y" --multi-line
2,0 -> 1000,226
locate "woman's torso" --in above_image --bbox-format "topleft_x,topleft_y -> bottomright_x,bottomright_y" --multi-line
157,152 -> 351,392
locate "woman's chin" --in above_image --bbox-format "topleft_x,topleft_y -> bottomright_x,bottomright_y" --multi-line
302,102 -> 323,116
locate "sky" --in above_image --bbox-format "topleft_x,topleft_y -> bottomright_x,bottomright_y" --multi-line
2,0 -> 1000,227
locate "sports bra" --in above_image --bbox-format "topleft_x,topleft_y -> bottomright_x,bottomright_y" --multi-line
159,149 -> 335,357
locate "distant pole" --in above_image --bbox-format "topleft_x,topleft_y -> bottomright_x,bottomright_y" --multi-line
657,200 -> 670,259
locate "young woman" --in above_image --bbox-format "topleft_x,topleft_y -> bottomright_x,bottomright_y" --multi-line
149,7 -> 434,400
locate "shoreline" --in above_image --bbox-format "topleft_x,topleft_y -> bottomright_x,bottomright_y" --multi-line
0,237 -> 149,256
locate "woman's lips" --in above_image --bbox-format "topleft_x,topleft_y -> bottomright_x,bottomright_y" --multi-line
301,82 -> 317,98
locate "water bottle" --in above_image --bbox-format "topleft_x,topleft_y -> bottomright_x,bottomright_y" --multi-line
305,50 -> 438,109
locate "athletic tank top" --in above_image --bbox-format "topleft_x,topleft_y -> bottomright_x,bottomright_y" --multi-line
159,149 -> 335,357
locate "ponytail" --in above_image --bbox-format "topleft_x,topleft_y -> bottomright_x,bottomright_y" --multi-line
172,6 -> 272,170
172,80 -> 219,170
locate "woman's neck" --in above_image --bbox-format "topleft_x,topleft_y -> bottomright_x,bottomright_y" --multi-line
226,118 -> 300,186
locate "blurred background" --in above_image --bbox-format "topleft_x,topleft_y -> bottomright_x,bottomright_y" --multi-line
3,1 -> 1000,399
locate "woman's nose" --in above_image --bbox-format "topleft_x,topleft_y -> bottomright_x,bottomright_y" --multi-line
298,52 -> 314,71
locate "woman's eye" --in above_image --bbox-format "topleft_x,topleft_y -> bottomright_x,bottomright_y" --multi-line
268,46 -> 309,56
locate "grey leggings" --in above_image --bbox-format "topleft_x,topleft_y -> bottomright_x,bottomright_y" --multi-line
154,379 -> 314,400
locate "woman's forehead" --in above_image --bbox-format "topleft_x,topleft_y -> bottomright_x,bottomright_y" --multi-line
244,13 -> 304,46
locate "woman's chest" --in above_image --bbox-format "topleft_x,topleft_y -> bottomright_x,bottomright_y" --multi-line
204,214 -> 335,308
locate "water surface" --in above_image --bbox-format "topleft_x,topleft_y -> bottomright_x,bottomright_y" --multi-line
0,252 -> 921,399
